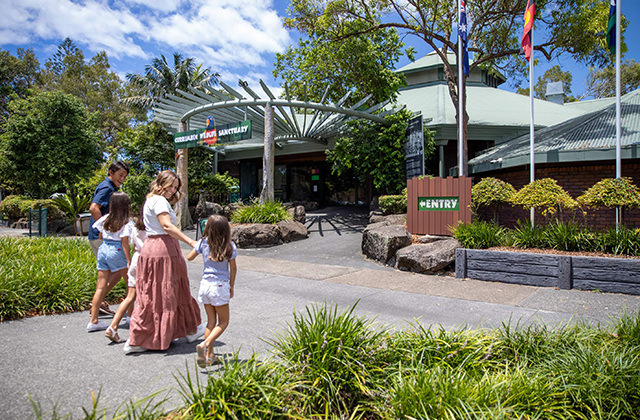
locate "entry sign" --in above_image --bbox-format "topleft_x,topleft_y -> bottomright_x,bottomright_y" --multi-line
174,119 -> 252,150
419,196 -> 460,211
405,115 -> 425,180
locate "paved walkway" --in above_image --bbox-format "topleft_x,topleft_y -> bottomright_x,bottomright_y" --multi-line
1,208 -> 640,419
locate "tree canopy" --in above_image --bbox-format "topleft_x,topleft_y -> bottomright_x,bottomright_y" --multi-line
516,65 -> 577,102
583,59 -> 640,99
0,48 -> 39,130
0,91 -> 102,197
282,0 -> 625,175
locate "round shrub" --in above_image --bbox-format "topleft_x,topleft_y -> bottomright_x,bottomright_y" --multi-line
511,178 -> 578,217
577,177 -> 640,208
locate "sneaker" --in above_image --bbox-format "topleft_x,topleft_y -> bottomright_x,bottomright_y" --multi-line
99,302 -> 115,315
87,321 -> 109,332
123,339 -> 148,354
186,324 -> 206,343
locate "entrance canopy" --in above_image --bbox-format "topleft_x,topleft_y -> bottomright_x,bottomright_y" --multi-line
152,79 -> 403,155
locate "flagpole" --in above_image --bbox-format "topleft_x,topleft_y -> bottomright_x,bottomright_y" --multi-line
529,29 -> 535,226
458,0 -> 464,177
615,0 -> 621,229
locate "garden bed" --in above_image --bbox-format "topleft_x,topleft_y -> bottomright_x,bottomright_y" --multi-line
456,248 -> 640,295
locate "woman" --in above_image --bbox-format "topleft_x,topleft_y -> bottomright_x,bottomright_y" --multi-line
124,170 -> 205,353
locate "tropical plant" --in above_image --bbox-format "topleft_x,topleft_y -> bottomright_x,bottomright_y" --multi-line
123,53 -> 220,110
471,177 -> 516,223
230,200 -> 292,224
450,220 -> 506,249
511,178 -> 578,220
51,193 -> 92,222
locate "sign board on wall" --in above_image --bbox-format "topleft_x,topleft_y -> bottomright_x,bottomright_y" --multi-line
174,117 -> 252,150
418,196 -> 460,211
404,115 -> 425,180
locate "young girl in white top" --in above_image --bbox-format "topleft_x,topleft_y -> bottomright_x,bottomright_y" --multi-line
105,216 -> 146,343
87,192 -> 133,332
187,214 -> 237,367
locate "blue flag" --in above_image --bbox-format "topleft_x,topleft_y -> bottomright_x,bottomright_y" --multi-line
606,0 -> 616,55
459,0 -> 469,76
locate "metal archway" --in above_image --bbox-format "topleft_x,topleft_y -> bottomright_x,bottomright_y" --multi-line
153,79 -> 404,227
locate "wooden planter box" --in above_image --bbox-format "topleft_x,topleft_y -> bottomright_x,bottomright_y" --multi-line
456,249 -> 640,295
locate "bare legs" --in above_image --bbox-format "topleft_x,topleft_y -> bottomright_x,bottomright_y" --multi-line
90,268 -> 127,325
200,303 -> 229,363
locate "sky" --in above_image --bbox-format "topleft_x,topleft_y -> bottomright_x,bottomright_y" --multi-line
0,0 -> 639,100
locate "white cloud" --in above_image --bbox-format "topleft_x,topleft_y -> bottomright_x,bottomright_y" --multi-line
0,0 -> 292,72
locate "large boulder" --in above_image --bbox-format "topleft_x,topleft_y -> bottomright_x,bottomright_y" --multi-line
223,202 -> 243,220
395,238 -> 462,273
277,220 -> 308,242
195,200 -> 224,220
362,224 -> 412,265
232,224 -> 282,248
369,213 -> 406,226
287,205 -> 306,223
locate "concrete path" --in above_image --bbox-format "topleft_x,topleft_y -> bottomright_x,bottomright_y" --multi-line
1,207 -> 640,419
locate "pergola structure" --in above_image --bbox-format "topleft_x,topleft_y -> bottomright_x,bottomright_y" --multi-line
153,79 -> 403,227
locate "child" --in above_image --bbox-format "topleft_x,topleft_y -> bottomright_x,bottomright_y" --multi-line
105,216 -> 146,343
87,192 -> 133,332
187,214 -> 237,367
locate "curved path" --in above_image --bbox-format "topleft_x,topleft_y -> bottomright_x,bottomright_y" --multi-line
1,209 -> 640,419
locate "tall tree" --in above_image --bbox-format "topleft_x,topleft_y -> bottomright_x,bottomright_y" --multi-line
39,38 -> 142,147
0,48 -> 39,129
516,65 -> 577,101
274,28 -> 411,105
123,53 -> 220,110
0,91 -> 102,197
283,0 -> 623,175
582,59 -> 640,99
118,121 -> 175,174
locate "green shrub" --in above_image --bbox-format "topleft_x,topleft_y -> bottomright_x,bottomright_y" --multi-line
544,220 -> 581,251
511,178 -> 578,219
471,177 -> 516,223
0,237 -> 125,321
450,220 -> 505,249
189,172 -> 239,204
0,195 -> 63,220
122,171 -> 154,214
379,189 -> 407,215
578,177 -> 640,208
230,200 -> 292,224
51,193 -> 92,222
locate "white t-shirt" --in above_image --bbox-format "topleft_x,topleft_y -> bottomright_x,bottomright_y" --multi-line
143,195 -> 176,236
122,224 -> 147,253
92,214 -> 134,241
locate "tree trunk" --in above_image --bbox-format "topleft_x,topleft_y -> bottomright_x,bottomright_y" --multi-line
260,102 -> 275,203
175,125 -> 192,229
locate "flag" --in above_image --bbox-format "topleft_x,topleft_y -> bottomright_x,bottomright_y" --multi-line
521,0 -> 535,61
459,0 -> 469,76
606,0 -> 616,55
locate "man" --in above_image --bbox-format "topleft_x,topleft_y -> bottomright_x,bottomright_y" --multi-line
89,161 -> 129,315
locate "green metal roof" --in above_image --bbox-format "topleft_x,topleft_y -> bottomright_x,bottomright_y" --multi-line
468,89 -> 640,174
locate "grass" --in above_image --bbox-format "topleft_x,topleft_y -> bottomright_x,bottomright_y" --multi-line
230,200 -> 292,224
32,303 -> 640,419
0,237 -> 126,321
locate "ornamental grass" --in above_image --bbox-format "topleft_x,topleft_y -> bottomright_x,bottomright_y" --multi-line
0,237 -> 126,321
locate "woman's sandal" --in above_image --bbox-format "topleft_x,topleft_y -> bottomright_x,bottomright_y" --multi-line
206,355 -> 221,366
105,326 -> 124,343
196,344 -> 207,368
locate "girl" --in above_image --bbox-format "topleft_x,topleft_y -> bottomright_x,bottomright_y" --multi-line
105,216 -> 146,343
187,214 -> 237,367
87,192 -> 133,332
124,170 -> 203,354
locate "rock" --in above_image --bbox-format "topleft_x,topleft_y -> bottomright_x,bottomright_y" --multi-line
292,201 -> 318,211
395,238 -> 462,273
223,203 -> 243,219
59,224 -> 77,236
47,218 -> 69,234
369,213 -> 406,225
416,234 -> 450,244
287,205 -> 306,223
362,224 -> 412,264
369,196 -> 380,212
231,224 -> 282,248
277,220 -> 308,242
195,200 -> 224,220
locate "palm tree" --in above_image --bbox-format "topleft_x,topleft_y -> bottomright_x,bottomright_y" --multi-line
123,53 -> 219,110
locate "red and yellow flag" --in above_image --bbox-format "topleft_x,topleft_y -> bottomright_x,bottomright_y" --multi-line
521,0 -> 535,61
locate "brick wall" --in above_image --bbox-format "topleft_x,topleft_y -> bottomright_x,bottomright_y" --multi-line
475,161 -> 640,230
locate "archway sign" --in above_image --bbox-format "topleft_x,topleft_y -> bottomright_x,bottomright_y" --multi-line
152,80 -> 403,228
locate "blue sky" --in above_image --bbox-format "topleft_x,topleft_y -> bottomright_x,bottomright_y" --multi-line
0,0 -> 638,100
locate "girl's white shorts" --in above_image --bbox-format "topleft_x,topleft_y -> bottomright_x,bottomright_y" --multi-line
198,278 -> 230,306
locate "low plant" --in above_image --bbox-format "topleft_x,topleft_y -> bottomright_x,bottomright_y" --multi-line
544,219 -> 581,251
511,178 -> 578,220
508,219 -> 547,249
471,177 -> 516,223
0,195 -> 63,220
0,237 -> 126,321
230,200 -> 292,224
51,193 -> 92,222
449,220 -> 506,249
379,189 -> 407,215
